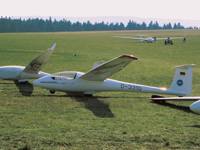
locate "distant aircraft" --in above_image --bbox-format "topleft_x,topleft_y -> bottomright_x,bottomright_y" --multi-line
158,36 -> 185,45
33,54 -> 195,97
112,35 -> 185,44
150,96 -> 200,114
0,43 -> 56,83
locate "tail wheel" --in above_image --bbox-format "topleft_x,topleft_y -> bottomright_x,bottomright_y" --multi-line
50,90 -> 55,94
19,81 -> 28,84
84,94 -> 93,97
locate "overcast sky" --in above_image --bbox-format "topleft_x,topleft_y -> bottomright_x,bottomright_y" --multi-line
1,0 -> 200,24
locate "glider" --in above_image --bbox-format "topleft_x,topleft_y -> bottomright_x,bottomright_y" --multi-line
150,96 -> 200,114
112,35 -> 185,44
0,43 -> 56,83
113,36 -> 155,43
33,55 -> 195,97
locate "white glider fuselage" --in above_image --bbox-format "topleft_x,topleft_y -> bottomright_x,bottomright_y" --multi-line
33,71 -> 184,96
143,37 -> 154,43
190,100 -> 200,114
0,66 -> 48,82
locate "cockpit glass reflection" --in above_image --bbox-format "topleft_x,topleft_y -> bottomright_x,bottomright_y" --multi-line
51,73 -> 77,80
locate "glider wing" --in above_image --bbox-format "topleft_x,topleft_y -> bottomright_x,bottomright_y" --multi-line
156,37 -> 184,40
80,55 -> 138,81
112,36 -> 144,40
150,96 -> 200,101
22,43 -> 56,74
170,37 -> 184,40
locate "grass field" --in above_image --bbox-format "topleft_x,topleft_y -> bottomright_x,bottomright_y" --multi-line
0,29 -> 200,149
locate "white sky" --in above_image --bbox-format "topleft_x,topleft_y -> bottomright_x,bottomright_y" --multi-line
1,0 -> 200,21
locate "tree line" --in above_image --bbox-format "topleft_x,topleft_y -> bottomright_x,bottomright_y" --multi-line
0,17 -> 187,33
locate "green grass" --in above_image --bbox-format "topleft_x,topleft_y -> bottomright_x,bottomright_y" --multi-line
0,30 -> 200,149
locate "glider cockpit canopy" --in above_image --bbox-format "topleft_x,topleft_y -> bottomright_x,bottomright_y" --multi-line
51,72 -> 77,80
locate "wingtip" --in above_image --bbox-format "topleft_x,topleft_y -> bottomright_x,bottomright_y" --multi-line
120,55 -> 138,60
51,43 -> 56,50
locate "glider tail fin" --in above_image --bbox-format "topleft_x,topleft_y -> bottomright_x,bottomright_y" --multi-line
139,35 -> 143,42
170,64 -> 196,96
49,43 -> 56,51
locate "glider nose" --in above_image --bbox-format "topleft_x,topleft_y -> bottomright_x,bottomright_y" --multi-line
0,67 -> 7,79
33,75 -> 54,88
0,67 -> 3,78
190,100 -> 200,114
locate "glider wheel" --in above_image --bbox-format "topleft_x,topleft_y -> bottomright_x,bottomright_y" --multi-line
84,94 -> 93,97
50,90 -> 55,94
